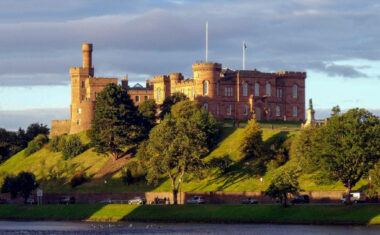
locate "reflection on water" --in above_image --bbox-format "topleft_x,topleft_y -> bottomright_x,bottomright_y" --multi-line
0,221 -> 379,235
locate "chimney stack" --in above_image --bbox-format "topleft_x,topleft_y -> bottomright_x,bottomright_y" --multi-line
82,43 -> 93,69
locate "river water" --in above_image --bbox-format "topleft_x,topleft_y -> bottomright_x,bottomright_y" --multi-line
0,221 -> 379,234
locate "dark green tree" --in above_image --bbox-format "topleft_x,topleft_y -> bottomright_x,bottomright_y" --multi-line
159,92 -> 188,120
265,169 -> 300,207
62,135 -> 85,160
331,105 -> 341,116
89,83 -> 143,160
313,108 -> 380,203
369,160 -> 380,191
138,99 -> 157,136
1,172 -> 39,203
240,114 -> 264,160
26,123 -> 49,141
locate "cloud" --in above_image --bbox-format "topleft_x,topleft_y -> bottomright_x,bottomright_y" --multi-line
0,0 -> 380,86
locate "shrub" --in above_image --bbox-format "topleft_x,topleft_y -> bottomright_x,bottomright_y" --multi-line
49,136 -> 62,152
24,134 -> 48,156
62,135 -> 85,160
70,171 -> 87,188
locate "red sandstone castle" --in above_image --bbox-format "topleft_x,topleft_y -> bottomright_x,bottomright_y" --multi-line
50,43 -> 306,137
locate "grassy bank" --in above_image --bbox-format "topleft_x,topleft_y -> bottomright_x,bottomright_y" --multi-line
0,204 -> 379,225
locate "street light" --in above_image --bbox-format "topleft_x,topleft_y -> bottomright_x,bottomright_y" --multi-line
369,176 -> 372,192
260,177 -> 263,203
104,180 -> 107,202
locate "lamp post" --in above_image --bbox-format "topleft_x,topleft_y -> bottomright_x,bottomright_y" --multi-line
369,176 -> 372,192
104,180 -> 107,202
260,177 -> 263,203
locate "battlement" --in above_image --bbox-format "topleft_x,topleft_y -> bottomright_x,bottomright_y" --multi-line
153,75 -> 169,83
192,62 -> 222,72
169,73 -> 184,81
87,77 -> 118,85
275,71 -> 307,77
69,67 -> 94,77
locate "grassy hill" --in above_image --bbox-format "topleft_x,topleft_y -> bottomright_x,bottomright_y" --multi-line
0,122 -> 370,193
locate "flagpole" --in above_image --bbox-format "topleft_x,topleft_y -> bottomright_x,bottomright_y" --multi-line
243,41 -> 246,70
206,21 -> 208,62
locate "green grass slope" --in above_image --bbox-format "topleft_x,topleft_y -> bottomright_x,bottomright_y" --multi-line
0,125 -> 370,193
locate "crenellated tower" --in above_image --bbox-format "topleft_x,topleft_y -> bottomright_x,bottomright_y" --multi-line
192,62 -> 221,98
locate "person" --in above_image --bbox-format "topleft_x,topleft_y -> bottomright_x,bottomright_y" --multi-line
237,120 -> 240,128
164,197 -> 167,205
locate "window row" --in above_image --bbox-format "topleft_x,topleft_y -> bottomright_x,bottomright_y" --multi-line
135,95 -> 149,102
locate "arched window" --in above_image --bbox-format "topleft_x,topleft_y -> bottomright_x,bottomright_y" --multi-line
203,81 -> 209,95
266,83 -> 271,97
243,104 -> 248,115
243,82 -> 248,96
275,105 -> 280,117
293,84 -> 298,98
226,104 -> 232,115
157,88 -> 161,102
254,83 -> 259,96
204,103 -> 208,111
293,106 -> 298,117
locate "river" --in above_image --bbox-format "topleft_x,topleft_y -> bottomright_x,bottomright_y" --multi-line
0,221 -> 379,234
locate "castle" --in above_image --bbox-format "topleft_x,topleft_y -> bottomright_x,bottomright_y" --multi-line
50,43 -> 306,137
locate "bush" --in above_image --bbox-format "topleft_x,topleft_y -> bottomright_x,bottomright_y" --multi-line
49,136 -> 62,152
62,135 -> 85,160
24,134 -> 48,156
70,171 -> 87,188
121,160 -> 146,185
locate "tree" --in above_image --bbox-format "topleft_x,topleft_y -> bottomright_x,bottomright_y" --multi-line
89,83 -> 143,160
159,92 -> 188,120
145,101 -> 215,204
138,99 -> 157,136
1,172 -> 39,203
240,114 -> 264,161
331,105 -> 341,116
313,108 -> 380,204
62,135 -> 85,160
26,123 -> 49,141
265,169 -> 300,207
369,160 -> 380,192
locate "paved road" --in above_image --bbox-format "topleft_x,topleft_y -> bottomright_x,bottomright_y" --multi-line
0,221 -> 379,235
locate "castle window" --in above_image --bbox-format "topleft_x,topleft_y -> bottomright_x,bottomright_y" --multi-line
204,103 -> 208,111
243,82 -> 248,96
226,104 -> 232,115
243,104 -> 248,115
293,84 -> 298,98
293,106 -> 298,117
145,96 -> 148,100
225,87 -> 233,97
77,119 -> 81,125
217,82 -> 220,96
217,103 -> 220,115
81,81 -> 85,88
157,88 -> 161,102
192,87 -> 195,98
275,105 -> 280,117
136,96 -> 140,102
254,83 -> 260,96
276,88 -> 282,98
77,108 -> 81,114
268,105 -> 272,117
203,81 -> 209,95
266,83 -> 271,97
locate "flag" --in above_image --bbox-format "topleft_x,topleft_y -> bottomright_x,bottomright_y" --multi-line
243,41 -> 247,49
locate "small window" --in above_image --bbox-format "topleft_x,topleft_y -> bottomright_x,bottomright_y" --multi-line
217,103 -> 220,115
266,83 -> 271,97
157,88 -> 161,102
293,84 -> 298,98
243,82 -> 248,96
255,83 -> 260,96
203,81 -> 209,95
77,108 -> 81,114
77,119 -> 81,125
204,103 -> 208,111
276,105 -> 280,117
136,96 -> 140,102
243,104 -> 248,115
81,81 -> 85,88
227,104 -> 232,115
276,88 -> 282,98
293,106 -> 298,117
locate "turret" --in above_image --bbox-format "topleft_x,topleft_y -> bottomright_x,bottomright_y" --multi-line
192,62 -> 221,97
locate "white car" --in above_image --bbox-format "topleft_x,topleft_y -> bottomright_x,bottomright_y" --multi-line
128,196 -> 146,205
341,192 -> 367,204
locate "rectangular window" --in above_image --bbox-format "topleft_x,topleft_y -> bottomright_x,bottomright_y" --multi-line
77,119 -> 81,125
276,88 -> 282,98
224,87 -> 233,97
293,106 -> 298,117
217,103 -> 220,115
227,104 -> 232,115
77,108 -> 81,114
135,96 -> 140,102
81,81 -> 85,88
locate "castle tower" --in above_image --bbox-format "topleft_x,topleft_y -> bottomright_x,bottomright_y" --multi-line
152,75 -> 170,105
169,73 -> 183,94
192,62 -> 221,98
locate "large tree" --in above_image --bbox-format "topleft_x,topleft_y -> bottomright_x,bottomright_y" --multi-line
313,108 -> 380,203
1,172 -> 39,203
89,83 -> 143,160
265,169 -> 300,207
240,114 -> 264,161
145,101 -> 218,204
158,92 -> 188,120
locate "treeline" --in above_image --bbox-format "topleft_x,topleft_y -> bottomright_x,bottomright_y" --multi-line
0,123 -> 49,163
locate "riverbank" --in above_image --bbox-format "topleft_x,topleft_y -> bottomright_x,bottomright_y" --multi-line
0,204 -> 379,225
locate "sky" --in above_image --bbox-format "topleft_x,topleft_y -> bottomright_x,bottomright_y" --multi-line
0,0 -> 379,130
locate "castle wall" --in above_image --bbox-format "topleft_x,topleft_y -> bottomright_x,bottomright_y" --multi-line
49,120 -> 71,138
127,89 -> 154,105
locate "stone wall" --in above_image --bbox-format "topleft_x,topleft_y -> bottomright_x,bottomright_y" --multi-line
49,120 -> 71,138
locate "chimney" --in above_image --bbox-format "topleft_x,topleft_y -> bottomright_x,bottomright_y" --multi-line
122,75 -> 129,89
82,43 -> 93,69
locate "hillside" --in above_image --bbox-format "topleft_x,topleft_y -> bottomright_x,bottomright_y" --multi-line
0,123 -> 369,193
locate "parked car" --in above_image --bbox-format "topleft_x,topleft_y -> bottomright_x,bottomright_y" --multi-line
99,198 -> 112,204
187,196 -> 206,204
290,195 -> 310,204
241,197 -> 258,204
58,196 -> 75,204
26,198 -> 36,205
0,198 -> 7,204
128,196 -> 146,205
341,192 -> 367,204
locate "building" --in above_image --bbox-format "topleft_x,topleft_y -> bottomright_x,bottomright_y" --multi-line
50,43 -> 306,137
